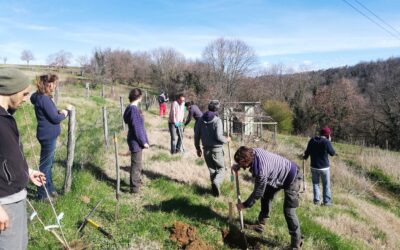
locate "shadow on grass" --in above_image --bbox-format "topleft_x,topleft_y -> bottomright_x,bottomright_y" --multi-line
84,162 -> 130,191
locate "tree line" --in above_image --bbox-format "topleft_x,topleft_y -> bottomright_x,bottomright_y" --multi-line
6,38 -> 400,150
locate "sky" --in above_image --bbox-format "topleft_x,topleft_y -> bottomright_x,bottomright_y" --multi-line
1,0 -> 400,71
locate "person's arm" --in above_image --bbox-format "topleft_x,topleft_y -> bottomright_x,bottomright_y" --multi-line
41,97 -> 67,124
242,176 -> 268,208
131,109 -> 147,147
28,169 -> 45,186
326,141 -> 336,156
194,120 -> 201,151
184,109 -> 193,126
303,140 -> 311,160
215,119 -> 227,144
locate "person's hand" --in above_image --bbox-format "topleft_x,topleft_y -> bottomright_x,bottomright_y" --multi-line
231,163 -> 240,172
236,203 -> 245,211
60,109 -> 68,117
226,136 -> 231,142
0,206 -> 10,231
174,122 -> 180,128
144,143 -> 150,149
196,149 -> 202,157
29,170 -> 46,186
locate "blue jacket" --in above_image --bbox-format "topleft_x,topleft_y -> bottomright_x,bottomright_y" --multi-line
30,93 -> 66,142
304,136 -> 335,169
123,104 -> 149,152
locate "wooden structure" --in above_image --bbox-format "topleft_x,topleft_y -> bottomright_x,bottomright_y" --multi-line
222,102 -> 277,142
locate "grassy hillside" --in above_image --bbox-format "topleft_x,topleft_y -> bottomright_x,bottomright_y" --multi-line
12,72 -> 400,249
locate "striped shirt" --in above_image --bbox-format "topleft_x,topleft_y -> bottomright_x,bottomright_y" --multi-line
243,148 -> 292,208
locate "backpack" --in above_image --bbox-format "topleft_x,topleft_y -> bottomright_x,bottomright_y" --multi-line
158,95 -> 165,104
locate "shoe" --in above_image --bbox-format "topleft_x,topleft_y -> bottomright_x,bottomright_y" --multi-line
130,187 -> 140,194
313,201 -> 320,205
50,191 -> 59,198
38,196 -> 55,203
211,184 -> 220,197
245,223 -> 265,233
290,235 -> 304,249
323,203 -> 332,206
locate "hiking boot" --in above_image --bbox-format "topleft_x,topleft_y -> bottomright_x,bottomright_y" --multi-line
245,223 -> 265,233
245,218 -> 266,233
211,184 -> 220,197
290,235 -> 304,249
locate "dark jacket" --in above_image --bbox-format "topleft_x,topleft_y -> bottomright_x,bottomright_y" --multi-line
184,105 -> 203,126
0,106 -> 29,198
194,111 -> 227,150
124,104 -> 149,152
30,92 -> 66,142
304,136 -> 335,169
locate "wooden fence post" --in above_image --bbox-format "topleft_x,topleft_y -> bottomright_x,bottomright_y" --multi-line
114,132 -> 120,201
120,96 -> 125,131
54,85 -> 60,105
63,106 -> 76,193
145,91 -> 149,111
85,82 -> 90,98
102,107 -> 109,148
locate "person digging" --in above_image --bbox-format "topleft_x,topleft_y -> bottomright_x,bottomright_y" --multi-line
232,146 -> 304,249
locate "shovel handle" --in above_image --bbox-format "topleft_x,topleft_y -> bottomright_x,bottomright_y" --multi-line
235,171 -> 245,230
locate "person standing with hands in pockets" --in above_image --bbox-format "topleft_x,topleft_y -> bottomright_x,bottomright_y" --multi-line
31,74 -> 68,202
124,88 -> 149,194
0,68 -> 46,249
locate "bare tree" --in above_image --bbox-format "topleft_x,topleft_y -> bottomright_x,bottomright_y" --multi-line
151,47 -> 186,94
20,50 -> 35,66
132,51 -> 152,84
2,57 -> 7,64
76,55 -> 89,76
202,38 -> 258,100
47,50 -> 73,68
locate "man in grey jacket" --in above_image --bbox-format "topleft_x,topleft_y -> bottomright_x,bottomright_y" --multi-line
194,100 -> 230,197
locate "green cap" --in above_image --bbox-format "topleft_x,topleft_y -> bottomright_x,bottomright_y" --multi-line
0,68 -> 30,95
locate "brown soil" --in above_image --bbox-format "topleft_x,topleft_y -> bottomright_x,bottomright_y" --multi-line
222,226 -> 264,250
168,221 -> 213,250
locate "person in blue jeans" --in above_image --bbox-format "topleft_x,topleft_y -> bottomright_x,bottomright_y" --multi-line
303,127 -> 336,206
31,74 -> 68,201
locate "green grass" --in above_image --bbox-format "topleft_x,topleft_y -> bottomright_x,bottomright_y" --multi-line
11,78 -> 400,249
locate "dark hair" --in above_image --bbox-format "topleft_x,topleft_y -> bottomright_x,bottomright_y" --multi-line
234,146 -> 254,168
129,88 -> 142,102
185,101 -> 194,107
176,94 -> 184,100
36,74 -> 58,95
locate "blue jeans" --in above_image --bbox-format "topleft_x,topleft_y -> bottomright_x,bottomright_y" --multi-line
37,139 -> 57,199
311,168 -> 331,204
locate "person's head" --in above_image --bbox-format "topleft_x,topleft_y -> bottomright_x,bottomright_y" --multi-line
129,88 -> 143,103
208,100 -> 220,112
234,146 -> 254,169
36,74 -> 58,95
320,127 -> 332,139
0,68 -> 31,112
176,94 -> 185,104
185,101 -> 193,108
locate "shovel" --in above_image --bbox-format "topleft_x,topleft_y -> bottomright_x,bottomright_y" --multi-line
300,158 -> 306,193
234,170 -> 249,249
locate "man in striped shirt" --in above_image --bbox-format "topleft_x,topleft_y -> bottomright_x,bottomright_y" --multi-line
233,146 -> 303,249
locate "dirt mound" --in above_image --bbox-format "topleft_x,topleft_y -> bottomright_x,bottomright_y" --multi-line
222,226 -> 267,250
168,221 -> 212,250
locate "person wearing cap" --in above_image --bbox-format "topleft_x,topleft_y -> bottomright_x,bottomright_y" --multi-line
30,74 -> 68,201
233,146 -> 304,249
194,100 -> 230,197
168,94 -> 185,154
0,68 -> 46,249
303,127 -> 336,206
184,101 -> 203,129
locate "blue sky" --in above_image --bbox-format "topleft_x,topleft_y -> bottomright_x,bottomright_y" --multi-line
1,0 -> 400,71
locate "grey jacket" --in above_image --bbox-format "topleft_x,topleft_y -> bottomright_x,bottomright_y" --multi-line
194,111 -> 227,150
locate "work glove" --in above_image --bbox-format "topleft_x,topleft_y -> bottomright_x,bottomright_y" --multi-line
175,122 -> 183,128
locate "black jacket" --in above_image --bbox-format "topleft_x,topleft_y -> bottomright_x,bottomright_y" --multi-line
0,106 -> 29,198
304,136 -> 335,169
